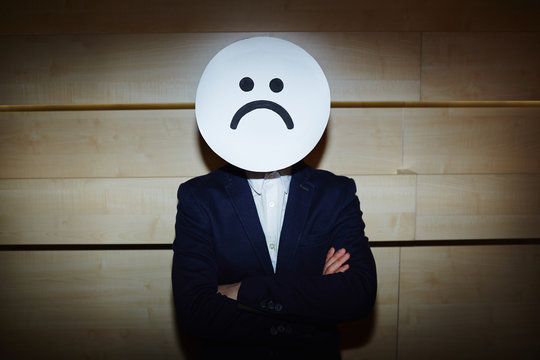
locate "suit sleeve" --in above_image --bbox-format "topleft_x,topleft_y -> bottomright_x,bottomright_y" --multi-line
172,183 -> 316,340
237,177 -> 377,323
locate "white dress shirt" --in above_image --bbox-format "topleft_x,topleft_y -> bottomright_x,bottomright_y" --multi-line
247,170 -> 292,272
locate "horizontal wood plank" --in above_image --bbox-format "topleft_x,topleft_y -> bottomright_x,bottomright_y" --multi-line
403,108 -> 540,174
0,175 -> 414,245
421,33 -> 540,101
0,250 -> 184,359
416,175 -> 540,240
0,247 -> 398,359
308,109 -> 403,175
0,178 -> 182,245
398,245 -> 540,359
0,32 -> 420,105
352,175 -> 416,242
1,0 -> 539,34
0,109 -> 403,178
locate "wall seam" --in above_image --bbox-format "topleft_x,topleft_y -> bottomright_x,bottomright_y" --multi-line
395,246 -> 402,360
419,32 -> 424,101
401,108 -> 405,169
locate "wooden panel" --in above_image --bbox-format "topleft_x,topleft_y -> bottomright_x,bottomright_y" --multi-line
307,109 -> 403,175
0,175 -> 413,245
0,110 -> 214,178
1,0 -> 539,34
416,175 -> 540,240
0,178 -> 182,245
403,108 -> 540,174
0,246 -> 399,359
421,33 -> 540,101
0,250 -> 184,360
398,245 -> 540,359
341,247 -> 399,359
0,32 -> 420,105
352,175 -> 416,242
0,109 -> 403,179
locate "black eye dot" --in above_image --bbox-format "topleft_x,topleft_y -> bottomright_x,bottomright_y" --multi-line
239,77 -> 254,92
269,78 -> 284,93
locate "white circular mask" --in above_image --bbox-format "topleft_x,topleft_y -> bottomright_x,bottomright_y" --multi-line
196,36 -> 330,172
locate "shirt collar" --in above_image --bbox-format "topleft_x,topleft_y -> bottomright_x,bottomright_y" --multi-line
246,170 -> 291,196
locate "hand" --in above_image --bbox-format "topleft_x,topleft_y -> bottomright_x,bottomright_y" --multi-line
217,282 -> 241,300
323,247 -> 350,275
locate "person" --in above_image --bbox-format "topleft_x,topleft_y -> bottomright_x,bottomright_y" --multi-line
171,37 -> 377,359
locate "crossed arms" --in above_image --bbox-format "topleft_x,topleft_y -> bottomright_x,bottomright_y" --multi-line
172,175 -> 377,340
217,247 -> 351,300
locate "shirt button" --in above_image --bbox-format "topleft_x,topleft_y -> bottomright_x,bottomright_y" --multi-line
269,243 -> 275,250
268,201 -> 275,208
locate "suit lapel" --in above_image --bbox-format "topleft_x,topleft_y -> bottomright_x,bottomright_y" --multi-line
276,165 -> 314,273
224,169 -> 275,275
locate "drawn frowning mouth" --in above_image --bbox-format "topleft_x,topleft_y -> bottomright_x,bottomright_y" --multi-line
230,100 -> 294,130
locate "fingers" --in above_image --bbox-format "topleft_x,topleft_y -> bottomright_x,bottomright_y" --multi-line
217,282 -> 241,300
323,248 -> 350,275
324,248 -> 345,273
326,247 -> 335,262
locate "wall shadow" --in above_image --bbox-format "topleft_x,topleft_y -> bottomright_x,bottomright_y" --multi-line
304,122 -> 329,169
172,294 -> 201,360
338,305 -> 377,351
197,132 -> 227,172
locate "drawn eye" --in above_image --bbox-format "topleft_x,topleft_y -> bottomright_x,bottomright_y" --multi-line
269,78 -> 284,93
239,77 -> 254,92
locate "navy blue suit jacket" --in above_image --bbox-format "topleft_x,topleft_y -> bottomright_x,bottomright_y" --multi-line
172,163 -> 377,357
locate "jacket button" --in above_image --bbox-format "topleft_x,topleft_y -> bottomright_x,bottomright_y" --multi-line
274,303 -> 283,312
277,325 -> 286,333
285,325 -> 293,335
270,326 -> 278,336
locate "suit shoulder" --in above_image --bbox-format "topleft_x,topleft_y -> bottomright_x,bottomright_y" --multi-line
177,166 -> 231,196
307,167 -> 356,192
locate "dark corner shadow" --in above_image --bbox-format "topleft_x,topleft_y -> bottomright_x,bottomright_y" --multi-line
338,305 -> 377,351
197,117 -> 332,172
172,294 -> 201,360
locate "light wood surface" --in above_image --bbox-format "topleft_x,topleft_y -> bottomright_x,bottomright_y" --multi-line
416,175 -> 540,240
398,245 -> 540,359
421,32 -> 540,101
403,108 -> 540,174
0,247 -> 399,359
0,110 -> 212,178
0,175 -> 414,245
0,109 -> 403,178
308,109 -> 403,175
352,175 -> 416,241
1,0 -> 539,34
0,250 -> 183,359
0,178 -> 183,245
0,32 -> 420,105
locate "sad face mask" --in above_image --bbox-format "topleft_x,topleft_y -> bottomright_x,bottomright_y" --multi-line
196,37 -> 330,172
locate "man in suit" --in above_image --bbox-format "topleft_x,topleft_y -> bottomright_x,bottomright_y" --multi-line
172,37 -> 377,359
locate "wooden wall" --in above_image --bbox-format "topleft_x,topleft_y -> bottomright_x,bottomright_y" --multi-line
1,1 -> 539,359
